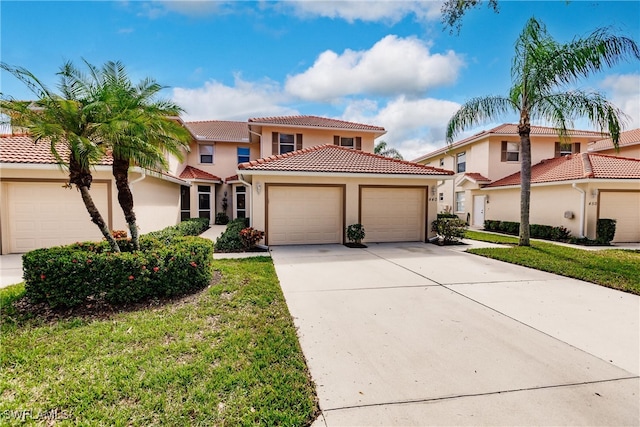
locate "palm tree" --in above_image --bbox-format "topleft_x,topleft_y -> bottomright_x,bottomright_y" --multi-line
0,63 -> 122,252
59,60 -> 192,250
446,17 -> 639,246
374,140 -> 404,160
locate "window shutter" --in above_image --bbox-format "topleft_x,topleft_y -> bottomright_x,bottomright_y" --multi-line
574,142 -> 581,154
333,135 -> 340,145
501,141 -> 507,162
272,132 -> 278,155
296,134 -> 303,151
355,137 -> 362,150
554,142 -> 561,157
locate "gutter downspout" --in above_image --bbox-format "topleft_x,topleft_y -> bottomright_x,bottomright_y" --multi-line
572,183 -> 585,238
238,174 -> 253,227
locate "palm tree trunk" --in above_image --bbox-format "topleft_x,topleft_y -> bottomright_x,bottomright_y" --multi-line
113,156 -> 140,250
518,122 -> 532,247
69,158 -> 121,252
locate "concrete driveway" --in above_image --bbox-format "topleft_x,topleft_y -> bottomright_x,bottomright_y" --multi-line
270,242 -> 639,426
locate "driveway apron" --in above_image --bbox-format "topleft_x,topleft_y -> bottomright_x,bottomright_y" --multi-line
270,242 -> 639,426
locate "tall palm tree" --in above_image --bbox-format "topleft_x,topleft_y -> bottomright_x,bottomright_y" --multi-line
374,140 -> 404,160
446,17 -> 639,246
0,63 -> 122,252
58,60 -> 192,250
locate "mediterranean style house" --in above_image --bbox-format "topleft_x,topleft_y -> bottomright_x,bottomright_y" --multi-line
413,125 -> 640,243
0,115 -> 454,253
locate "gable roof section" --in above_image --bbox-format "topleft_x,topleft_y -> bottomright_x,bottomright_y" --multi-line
183,120 -> 250,142
0,134 -> 112,165
179,165 -> 222,182
413,124 -> 607,162
587,129 -> 640,152
486,153 -> 640,187
248,115 -> 386,134
238,144 -> 453,176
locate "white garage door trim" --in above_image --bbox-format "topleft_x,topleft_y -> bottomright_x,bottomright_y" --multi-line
3,179 -> 112,253
599,190 -> 640,243
266,184 -> 344,245
360,186 -> 427,243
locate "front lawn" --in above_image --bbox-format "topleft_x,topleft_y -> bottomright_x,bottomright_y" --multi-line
0,258 -> 318,426
464,230 -> 640,295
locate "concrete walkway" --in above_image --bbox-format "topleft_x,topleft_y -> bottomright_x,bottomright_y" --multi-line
270,242 -> 639,426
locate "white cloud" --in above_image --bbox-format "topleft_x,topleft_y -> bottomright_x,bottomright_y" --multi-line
600,73 -> 640,129
286,0 -> 441,23
340,96 -> 461,160
172,74 -> 298,121
285,35 -> 464,101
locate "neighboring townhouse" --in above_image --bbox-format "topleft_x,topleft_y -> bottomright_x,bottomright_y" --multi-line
587,129 -> 640,159
1,115 -> 456,253
0,134 -> 189,254
413,124 -> 607,226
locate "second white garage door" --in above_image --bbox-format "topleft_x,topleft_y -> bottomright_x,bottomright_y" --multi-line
267,185 -> 343,245
360,187 -> 426,243
599,191 -> 640,243
6,181 -> 111,253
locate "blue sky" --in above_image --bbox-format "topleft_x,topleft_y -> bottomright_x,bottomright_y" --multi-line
1,1 -> 639,159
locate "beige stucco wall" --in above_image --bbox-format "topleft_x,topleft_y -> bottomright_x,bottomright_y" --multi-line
243,174 -> 440,243
591,145 -> 640,159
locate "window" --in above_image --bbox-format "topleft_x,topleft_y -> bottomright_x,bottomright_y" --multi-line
501,141 -> 520,162
438,192 -> 444,202
333,135 -> 361,150
199,145 -> 213,164
180,186 -> 190,221
198,185 -> 211,221
235,186 -> 246,219
279,133 -> 295,154
456,152 -> 466,173
455,191 -> 465,212
439,158 -> 445,167
237,147 -> 250,164
555,142 -> 581,157
340,137 -> 354,148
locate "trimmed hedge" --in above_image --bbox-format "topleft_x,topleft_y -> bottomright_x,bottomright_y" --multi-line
145,217 -> 210,244
22,220 -> 214,309
214,218 -> 250,253
431,217 -> 467,244
484,220 -> 571,241
596,218 -> 617,245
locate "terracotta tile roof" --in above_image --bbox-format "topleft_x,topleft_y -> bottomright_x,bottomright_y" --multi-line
183,120 -> 250,142
463,172 -> 491,182
225,174 -> 239,183
238,144 -> 454,176
248,115 -> 385,133
0,134 -> 112,165
487,153 -> 640,187
413,123 -> 607,162
587,129 -> 640,152
178,165 -> 222,182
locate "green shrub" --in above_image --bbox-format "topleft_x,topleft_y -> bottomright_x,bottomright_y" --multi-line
239,227 -> 265,250
145,218 -> 210,244
431,217 -> 467,244
215,212 -> 229,225
437,213 -> 459,219
22,236 -> 214,308
346,224 -> 366,244
214,218 -> 247,253
484,220 -> 571,242
596,219 -> 617,245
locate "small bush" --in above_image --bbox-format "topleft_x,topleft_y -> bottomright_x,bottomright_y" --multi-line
596,219 -> 617,245
437,213 -> 459,220
145,218 -> 210,244
214,218 -> 248,253
484,220 -> 571,242
346,224 -> 366,244
240,227 -> 265,250
111,229 -> 128,239
215,212 -> 229,225
431,217 -> 467,244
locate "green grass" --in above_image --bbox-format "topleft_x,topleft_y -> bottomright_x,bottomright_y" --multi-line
0,258 -> 318,426
464,230 -> 640,295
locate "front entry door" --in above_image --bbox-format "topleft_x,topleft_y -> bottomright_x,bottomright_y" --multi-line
473,195 -> 486,227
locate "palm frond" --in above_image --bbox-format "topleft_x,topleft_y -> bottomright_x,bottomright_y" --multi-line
446,96 -> 516,143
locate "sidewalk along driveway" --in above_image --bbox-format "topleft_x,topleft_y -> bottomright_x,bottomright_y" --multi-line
270,242 -> 639,426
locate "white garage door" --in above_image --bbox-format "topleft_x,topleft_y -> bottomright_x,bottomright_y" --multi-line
361,187 -> 426,243
267,186 -> 343,245
7,181 -> 110,253
599,191 -> 640,243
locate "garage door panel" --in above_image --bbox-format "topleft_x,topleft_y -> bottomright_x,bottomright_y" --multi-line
600,192 -> 640,243
268,186 -> 342,245
361,187 -> 426,243
7,182 -> 110,253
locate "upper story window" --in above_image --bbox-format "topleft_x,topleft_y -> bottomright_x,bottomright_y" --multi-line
199,144 -> 213,164
555,142 -> 581,157
237,147 -> 250,164
334,135 -> 362,150
501,141 -> 520,162
272,132 -> 302,155
456,152 -> 466,173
